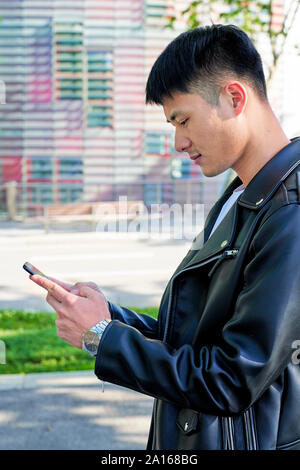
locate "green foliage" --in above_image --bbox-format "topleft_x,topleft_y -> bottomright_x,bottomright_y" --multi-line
165,0 -> 300,84
166,0 -> 275,36
0,307 -> 159,375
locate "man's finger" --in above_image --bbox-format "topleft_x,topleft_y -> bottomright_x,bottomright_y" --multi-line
47,276 -> 73,292
46,292 -> 63,311
75,284 -> 100,299
30,274 -> 69,303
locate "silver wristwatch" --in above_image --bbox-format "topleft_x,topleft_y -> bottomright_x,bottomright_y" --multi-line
82,318 -> 111,356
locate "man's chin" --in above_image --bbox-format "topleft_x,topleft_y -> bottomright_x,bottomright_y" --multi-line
200,167 -> 224,178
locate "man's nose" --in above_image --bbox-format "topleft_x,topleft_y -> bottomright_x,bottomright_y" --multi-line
174,132 -> 191,153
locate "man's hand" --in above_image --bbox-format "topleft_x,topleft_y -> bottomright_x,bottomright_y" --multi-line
29,275 -> 111,349
47,276 -> 106,297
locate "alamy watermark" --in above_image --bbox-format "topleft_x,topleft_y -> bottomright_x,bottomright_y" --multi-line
291,340 -> 300,365
94,196 -> 205,250
0,340 -> 6,365
0,80 -> 6,104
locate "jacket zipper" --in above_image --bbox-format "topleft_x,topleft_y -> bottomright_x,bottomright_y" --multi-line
222,416 -> 235,450
223,407 -> 258,450
162,247 -> 239,449
243,407 -> 258,450
163,249 -> 239,342
208,249 -> 239,278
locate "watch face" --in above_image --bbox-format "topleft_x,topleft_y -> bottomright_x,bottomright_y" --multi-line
84,330 -> 100,354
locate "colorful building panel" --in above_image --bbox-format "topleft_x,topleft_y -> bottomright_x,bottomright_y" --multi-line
0,0 -> 298,212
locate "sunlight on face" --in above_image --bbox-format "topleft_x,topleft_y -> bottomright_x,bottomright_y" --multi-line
163,90 -> 248,178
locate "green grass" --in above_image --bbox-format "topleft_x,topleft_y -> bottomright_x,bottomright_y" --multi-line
0,307 -> 158,375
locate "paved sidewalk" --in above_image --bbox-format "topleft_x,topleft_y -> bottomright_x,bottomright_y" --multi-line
0,370 -> 153,450
0,221 -> 190,450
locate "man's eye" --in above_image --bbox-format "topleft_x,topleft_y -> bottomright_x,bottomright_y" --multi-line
180,118 -> 189,127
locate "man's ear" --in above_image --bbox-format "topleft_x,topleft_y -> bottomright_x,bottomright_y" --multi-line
225,82 -> 247,116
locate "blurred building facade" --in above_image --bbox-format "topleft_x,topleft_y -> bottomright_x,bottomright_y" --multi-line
0,0 -> 299,218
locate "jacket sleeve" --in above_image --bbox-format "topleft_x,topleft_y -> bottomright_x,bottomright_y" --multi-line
95,204 -> 300,416
107,301 -> 158,339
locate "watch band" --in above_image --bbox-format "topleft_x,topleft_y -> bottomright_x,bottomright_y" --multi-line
91,318 -> 111,337
82,318 -> 111,356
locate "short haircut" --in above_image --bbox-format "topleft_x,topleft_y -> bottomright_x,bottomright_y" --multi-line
145,24 -> 268,106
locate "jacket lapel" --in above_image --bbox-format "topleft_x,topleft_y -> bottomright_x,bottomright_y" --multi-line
182,138 -> 300,270
183,197 -> 240,270
175,138 -> 300,273
203,175 -> 242,243
187,175 -> 242,265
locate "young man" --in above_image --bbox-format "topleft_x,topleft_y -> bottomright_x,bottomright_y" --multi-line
30,24 -> 300,450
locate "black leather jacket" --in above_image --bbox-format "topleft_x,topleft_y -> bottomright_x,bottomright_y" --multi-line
95,139 -> 300,450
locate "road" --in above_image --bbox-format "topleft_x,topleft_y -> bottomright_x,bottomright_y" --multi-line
0,220 -> 197,311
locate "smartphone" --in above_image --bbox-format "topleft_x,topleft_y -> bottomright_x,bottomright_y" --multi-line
23,262 -> 48,278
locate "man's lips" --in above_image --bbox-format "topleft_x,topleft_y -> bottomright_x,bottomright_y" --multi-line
190,153 -> 202,161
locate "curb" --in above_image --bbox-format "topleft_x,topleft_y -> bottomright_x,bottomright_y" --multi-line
0,369 -> 97,391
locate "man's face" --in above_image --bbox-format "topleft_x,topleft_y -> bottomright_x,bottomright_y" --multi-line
163,90 -> 248,178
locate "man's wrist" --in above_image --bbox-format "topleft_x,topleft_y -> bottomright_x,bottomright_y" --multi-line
82,318 -> 112,356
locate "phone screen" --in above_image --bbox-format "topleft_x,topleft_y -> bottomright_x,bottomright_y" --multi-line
23,262 -> 48,278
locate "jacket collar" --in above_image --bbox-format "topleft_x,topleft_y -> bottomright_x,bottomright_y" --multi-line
238,138 -> 300,209
181,138 -> 300,271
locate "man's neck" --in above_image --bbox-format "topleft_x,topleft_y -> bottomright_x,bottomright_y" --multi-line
233,108 -> 291,187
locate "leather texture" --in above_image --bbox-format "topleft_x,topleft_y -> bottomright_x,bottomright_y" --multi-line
95,139 -> 300,450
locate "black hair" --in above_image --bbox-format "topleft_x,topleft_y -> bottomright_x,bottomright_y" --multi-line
145,24 -> 268,106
